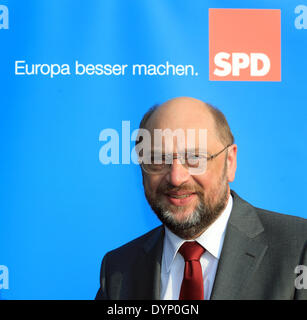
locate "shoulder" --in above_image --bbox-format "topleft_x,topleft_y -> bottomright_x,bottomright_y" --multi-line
231,190 -> 307,244
255,206 -> 307,226
255,206 -> 307,242
104,225 -> 164,261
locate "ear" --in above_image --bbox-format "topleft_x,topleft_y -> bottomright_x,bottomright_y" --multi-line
226,144 -> 237,182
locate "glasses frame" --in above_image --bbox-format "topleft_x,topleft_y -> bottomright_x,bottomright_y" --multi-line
206,143 -> 232,161
140,144 -> 232,175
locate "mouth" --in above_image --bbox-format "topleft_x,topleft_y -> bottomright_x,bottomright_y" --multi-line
165,192 -> 197,206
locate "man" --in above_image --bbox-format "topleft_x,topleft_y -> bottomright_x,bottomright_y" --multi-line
95,97 -> 307,300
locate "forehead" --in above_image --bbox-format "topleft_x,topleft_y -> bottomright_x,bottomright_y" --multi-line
145,99 -> 221,150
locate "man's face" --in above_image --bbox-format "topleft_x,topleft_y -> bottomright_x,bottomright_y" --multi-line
142,98 -> 237,239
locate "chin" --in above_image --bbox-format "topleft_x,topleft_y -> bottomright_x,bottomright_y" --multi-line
166,206 -> 196,222
174,213 -> 195,224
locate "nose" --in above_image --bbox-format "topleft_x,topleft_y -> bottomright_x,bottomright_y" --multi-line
165,159 -> 190,186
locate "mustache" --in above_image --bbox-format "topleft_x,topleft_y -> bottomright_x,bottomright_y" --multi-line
157,182 -> 203,195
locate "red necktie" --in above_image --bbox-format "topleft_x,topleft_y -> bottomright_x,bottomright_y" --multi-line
179,241 -> 205,300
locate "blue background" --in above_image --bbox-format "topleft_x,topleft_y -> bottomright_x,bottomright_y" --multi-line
0,0 -> 306,299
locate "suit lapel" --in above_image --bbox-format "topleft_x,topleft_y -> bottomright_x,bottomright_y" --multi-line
210,191 -> 268,300
127,226 -> 164,299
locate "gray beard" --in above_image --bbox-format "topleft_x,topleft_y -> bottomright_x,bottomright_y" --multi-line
143,153 -> 230,239
145,187 -> 228,239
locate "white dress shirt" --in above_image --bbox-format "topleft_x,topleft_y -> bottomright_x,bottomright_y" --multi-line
160,194 -> 233,300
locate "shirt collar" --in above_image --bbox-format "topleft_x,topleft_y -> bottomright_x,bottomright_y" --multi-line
163,194 -> 233,273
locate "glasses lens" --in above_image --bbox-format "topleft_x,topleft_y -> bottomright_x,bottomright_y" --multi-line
142,163 -> 168,174
186,154 -> 206,168
141,153 -> 169,174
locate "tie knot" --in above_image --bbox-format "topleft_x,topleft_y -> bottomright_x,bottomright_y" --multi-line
179,241 -> 205,261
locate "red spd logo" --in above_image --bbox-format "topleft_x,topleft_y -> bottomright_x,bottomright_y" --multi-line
209,9 -> 281,81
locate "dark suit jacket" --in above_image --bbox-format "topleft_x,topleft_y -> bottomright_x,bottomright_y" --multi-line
95,191 -> 307,300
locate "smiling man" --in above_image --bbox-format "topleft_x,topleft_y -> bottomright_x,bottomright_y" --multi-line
140,97 -> 236,244
96,97 -> 307,300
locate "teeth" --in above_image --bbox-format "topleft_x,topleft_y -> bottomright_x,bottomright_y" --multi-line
170,194 -> 192,199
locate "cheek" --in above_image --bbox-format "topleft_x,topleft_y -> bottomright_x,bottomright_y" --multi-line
192,172 -> 218,194
192,171 -> 210,187
144,175 -> 161,193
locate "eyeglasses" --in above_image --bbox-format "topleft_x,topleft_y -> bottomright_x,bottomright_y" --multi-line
140,144 -> 232,175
